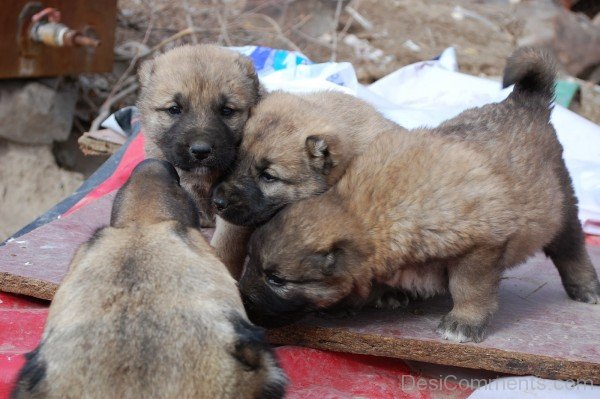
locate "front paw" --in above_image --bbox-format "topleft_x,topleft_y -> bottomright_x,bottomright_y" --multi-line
564,282 -> 600,304
373,291 -> 410,310
436,313 -> 488,343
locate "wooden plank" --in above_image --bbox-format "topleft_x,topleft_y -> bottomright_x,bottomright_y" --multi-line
0,193 -> 116,300
0,192 -> 214,300
78,129 -> 125,156
268,247 -> 600,384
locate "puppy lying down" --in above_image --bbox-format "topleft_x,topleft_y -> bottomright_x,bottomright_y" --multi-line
239,48 -> 600,343
11,160 -> 286,399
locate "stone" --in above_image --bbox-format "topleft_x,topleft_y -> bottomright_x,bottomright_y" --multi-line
0,79 -> 77,145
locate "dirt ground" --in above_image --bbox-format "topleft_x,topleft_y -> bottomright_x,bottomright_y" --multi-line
2,0 -> 598,241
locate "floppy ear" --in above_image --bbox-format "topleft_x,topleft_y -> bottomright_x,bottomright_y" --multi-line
322,252 -> 337,276
318,238 -> 372,276
138,58 -> 155,88
306,135 -> 338,175
307,251 -> 339,276
231,315 -> 268,371
235,54 -> 261,101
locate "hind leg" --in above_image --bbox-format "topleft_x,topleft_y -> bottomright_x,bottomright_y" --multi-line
545,165 -> 600,303
544,212 -> 600,304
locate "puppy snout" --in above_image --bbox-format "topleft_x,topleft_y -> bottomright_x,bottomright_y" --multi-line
212,184 -> 230,211
189,142 -> 212,160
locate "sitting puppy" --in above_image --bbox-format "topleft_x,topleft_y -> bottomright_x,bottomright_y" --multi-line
211,90 -> 399,278
239,48 -> 600,342
139,44 -> 261,227
11,160 -> 286,399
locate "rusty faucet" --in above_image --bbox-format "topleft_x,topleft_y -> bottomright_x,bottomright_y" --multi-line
29,7 -> 100,48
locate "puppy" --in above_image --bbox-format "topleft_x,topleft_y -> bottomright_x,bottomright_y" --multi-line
211,90 -> 399,278
11,159 -> 286,399
139,44 -> 261,227
239,48 -> 600,342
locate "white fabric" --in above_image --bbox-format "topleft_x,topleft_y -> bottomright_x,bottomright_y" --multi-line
467,376 -> 600,399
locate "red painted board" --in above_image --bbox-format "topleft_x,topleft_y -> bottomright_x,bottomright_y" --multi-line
279,346 -> 473,399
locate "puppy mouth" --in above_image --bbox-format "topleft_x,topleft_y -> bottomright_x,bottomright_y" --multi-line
172,152 -> 232,173
217,206 -> 257,226
241,290 -> 310,327
243,303 -> 307,328
217,201 -> 285,227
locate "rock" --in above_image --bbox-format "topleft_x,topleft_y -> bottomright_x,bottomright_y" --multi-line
0,140 -> 83,241
579,82 -> 600,125
0,78 -> 77,145
553,9 -> 600,77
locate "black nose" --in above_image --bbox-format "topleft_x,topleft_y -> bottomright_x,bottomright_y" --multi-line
212,184 -> 229,211
189,143 -> 212,160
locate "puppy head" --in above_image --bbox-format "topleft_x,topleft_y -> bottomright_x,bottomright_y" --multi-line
138,44 -> 260,174
212,92 -> 346,226
111,159 -> 199,228
239,195 -> 371,326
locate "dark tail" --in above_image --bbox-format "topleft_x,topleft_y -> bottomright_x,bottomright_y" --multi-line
502,47 -> 556,105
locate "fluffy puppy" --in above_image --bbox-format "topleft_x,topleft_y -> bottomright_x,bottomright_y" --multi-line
211,91 -> 399,278
239,48 -> 600,342
11,159 -> 286,399
139,44 -> 261,227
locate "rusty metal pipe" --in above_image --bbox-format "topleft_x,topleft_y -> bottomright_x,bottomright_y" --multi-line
28,7 -> 101,48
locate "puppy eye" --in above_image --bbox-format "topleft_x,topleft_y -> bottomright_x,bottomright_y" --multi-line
221,106 -> 235,117
259,171 -> 277,183
167,105 -> 182,115
266,273 -> 286,287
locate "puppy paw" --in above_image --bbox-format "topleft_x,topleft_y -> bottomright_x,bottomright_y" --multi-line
436,314 -> 487,343
373,291 -> 410,310
565,283 -> 600,304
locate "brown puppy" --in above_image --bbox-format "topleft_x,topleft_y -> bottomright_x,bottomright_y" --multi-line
139,44 -> 261,227
11,159 -> 286,399
211,91 -> 399,278
239,48 -> 600,342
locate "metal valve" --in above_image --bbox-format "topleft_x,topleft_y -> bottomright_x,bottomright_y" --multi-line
28,7 -> 101,48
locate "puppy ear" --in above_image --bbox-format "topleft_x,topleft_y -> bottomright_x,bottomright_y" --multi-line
306,135 -> 338,175
235,55 -> 261,101
231,315 -> 268,371
307,251 -> 338,276
11,345 -> 47,397
138,58 -> 155,88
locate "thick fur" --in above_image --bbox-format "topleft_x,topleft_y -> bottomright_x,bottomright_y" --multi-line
239,48 -> 600,342
139,44 -> 261,227
210,90 -> 399,278
11,159 -> 286,399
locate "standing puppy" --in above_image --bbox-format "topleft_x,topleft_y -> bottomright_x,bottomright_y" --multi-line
211,91 -> 400,278
11,160 -> 286,399
139,44 -> 261,227
240,48 -> 600,342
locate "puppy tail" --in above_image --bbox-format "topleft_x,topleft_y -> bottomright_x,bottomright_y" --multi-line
502,47 -> 556,105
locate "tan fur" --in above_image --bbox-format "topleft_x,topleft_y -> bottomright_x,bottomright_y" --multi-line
11,160 -> 286,399
211,90 -> 400,278
139,44 -> 261,227
240,48 -> 600,342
